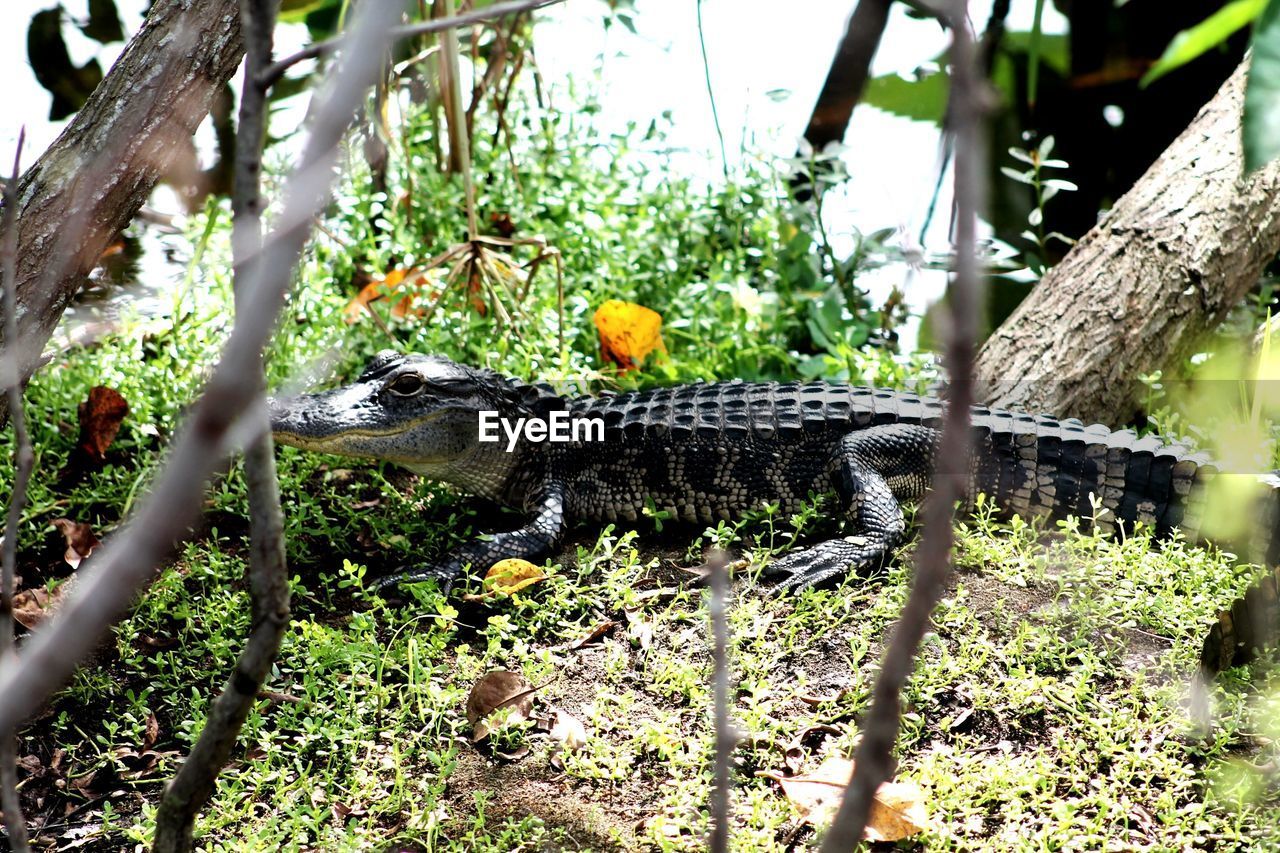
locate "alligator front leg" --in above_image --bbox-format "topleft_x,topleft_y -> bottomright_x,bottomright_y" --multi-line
374,482 -> 567,594
765,424 -> 940,594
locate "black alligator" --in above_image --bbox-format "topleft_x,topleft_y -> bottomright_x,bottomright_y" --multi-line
268,351 -> 1280,672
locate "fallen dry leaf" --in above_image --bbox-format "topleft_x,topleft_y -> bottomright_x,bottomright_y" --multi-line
559,619 -> 619,651
494,744 -> 531,761
484,558 -> 546,595
12,581 -> 71,631
465,670 -> 537,742
782,724 -> 843,775
593,299 -> 665,372
12,587 -> 51,631
757,755 -> 929,842
331,800 -> 368,822
51,518 -> 100,569
76,386 -> 129,461
113,744 -> 179,780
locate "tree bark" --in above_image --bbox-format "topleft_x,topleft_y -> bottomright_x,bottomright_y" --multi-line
1,0 -> 244,424
974,58 -> 1280,424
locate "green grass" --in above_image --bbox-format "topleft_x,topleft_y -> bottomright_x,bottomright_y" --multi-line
3,87 -> 1279,851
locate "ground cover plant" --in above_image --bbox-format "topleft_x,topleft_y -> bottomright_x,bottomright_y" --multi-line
4,2 -> 1280,851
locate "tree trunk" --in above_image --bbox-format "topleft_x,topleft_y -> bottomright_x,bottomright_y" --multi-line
1,0 -> 244,424
791,0 -> 892,201
974,58 -> 1280,424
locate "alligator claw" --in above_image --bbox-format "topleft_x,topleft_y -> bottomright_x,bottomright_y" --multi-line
762,537 -> 889,596
372,563 -> 462,595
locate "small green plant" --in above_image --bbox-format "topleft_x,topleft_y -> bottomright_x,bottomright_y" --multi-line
1001,135 -> 1077,275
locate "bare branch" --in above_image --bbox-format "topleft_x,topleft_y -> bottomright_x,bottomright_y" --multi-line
441,0 -> 480,237
152,0 -> 290,846
0,0 -> 404,743
258,0 -> 567,89
793,0 -> 892,201
819,0 -> 987,847
0,130 -> 31,853
708,549 -> 733,852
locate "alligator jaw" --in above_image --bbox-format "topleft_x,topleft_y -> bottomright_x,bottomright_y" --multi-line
267,391 -> 463,465
267,390 -> 385,456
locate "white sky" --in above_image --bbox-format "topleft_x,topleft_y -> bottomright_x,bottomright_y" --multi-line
1,0 -> 1067,335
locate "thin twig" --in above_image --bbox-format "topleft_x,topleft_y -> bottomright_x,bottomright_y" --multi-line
695,0 -> 729,183
259,0 -> 566,89
0,130 -> 31,853
708,549 -> 733,853
0,0 -> 402,745
819,0 -> 986,848
152,0 -> 291,847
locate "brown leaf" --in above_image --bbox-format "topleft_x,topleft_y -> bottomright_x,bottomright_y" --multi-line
757,755 -> 929,842
12,581 -> 70,631
465,670 -> 536,742
142,713 -> 160,750
51,518 -> 100,569
593,299 -> 665,372
12,587 -> 51,631
77,386 -> 129,460
864,778 -> 931,842
782,724 -> 843,775
494,744 -> 531,761
560,619 -> 619,651
68,770 -> 98,796
113,745 -> 178,780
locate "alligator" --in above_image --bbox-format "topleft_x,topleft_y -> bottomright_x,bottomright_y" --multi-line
267,351 -> 1280,673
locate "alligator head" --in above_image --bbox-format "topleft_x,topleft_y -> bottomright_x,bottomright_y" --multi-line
268,351 -> 541,501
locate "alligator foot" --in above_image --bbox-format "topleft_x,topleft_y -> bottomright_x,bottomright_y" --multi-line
373,562 -> 464,596
762,536 -> 889,595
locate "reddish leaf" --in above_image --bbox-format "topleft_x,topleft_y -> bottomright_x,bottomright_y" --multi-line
490,212 -> 517,238
343,268 -> 442,324
77,386 -> 129,460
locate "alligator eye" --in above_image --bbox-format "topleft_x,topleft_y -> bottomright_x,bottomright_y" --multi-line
387,374 -> 426,397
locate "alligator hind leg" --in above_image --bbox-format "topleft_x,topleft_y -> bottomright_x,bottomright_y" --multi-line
374,482 -> 567,595
765,424 -> 940,594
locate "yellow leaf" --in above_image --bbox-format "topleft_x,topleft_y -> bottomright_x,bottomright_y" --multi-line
593,299 -> 665,372
484,558 -> 547,595
757,755 -> 929,842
